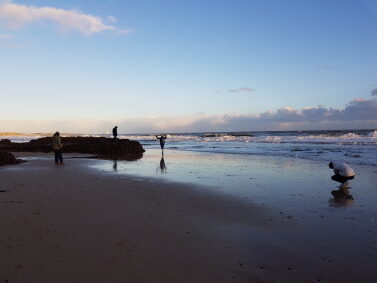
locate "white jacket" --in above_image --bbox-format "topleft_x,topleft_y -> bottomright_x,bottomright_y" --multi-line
332,162 -> 355,177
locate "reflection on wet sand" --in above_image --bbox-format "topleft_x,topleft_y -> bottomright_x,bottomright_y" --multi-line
159,156 -> 167,174
330,182 -> 354,207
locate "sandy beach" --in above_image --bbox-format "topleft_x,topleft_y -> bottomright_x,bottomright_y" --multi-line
2,0 -> 376,280
1,150 -> 376,283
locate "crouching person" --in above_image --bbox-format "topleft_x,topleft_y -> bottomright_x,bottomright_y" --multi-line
329,161 -> 355,183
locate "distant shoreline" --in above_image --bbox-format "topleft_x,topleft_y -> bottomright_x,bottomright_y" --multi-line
0,128 -> 376,137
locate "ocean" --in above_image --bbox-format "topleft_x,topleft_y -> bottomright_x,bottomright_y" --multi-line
2,129 -> 377,166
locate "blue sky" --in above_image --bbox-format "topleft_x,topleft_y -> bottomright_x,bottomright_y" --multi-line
1,0 -> 377,133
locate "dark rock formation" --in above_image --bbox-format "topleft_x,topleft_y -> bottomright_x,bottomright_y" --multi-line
0,137 -> 145,160
0,139 -> 12,144
0,150 -> 25,165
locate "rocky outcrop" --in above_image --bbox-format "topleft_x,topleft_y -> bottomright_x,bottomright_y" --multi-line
0,139 -> 11,145
0,137 -> 145,160
0,150 -> 25,165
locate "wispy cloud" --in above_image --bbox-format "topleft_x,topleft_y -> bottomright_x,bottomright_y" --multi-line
115,28 -> 135,36
371,88 -> 377,96
0,32 -> 24,48
0,32 -> 10,39
317,66 -> 334,71
228,87 -> 254,93
0,1 -> 118,35
0,32 -> 11,46
106,16 -> 117,24
0,32 -> 10,47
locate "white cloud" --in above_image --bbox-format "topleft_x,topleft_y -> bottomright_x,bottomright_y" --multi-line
0,1 -> 116,35
107,16 -> 117,23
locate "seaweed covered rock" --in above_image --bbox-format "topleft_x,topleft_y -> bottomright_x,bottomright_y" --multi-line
0,137 -> 145,160
0,150 -> 25,165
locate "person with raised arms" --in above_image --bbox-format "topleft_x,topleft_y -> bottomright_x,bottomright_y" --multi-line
156,134 -> 167,155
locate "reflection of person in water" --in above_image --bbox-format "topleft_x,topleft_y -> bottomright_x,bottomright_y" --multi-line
159,157 -> 167,174
156,134 -> 167,155
113,159 -> 118,171
329,162 -> 355,183
330,182 -> 354,206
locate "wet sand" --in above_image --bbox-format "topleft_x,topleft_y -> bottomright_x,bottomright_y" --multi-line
0,151 -> 376,282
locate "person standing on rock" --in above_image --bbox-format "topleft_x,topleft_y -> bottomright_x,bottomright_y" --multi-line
112,126 -> 118,139
52,132 -> 64,165
156,134 -> 167,155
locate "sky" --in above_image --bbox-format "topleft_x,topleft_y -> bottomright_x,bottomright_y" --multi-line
1,0 -> 377,133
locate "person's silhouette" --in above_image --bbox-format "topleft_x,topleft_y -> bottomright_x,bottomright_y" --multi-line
156,134 -> 167,155
52,131 -> 64,165
112,126 -> 118,139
